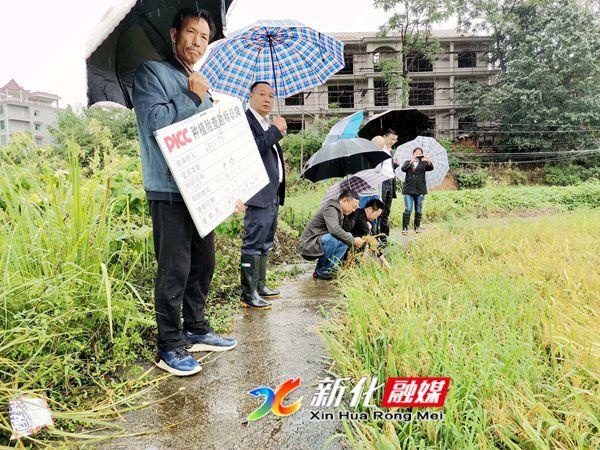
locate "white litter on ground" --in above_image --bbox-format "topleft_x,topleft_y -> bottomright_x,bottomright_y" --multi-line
9,397 -> 54,440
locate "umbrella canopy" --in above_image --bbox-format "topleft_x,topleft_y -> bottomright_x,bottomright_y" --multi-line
323,110 -> 364,146
393,136 -> 449,189
301,138 -> 391,182
321,169 -> 394,205
358,108 -> 430,144
86,0 -> 232,108
199,20 -> 344,102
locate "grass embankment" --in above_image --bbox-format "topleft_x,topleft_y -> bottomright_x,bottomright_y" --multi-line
322,210 -> 600,449
281,181 -> 600,231
0,142 -> 161,445
0,140 -> 246,445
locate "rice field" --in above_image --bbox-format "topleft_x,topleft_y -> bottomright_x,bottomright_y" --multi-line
322,210 -> 600,449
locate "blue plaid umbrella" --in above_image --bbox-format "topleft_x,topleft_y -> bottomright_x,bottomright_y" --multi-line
199,20 -> 344,103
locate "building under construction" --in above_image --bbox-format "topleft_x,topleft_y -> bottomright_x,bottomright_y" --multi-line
278,30 -> 496,140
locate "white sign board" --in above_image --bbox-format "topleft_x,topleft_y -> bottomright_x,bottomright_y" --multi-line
154,99 -> 269,237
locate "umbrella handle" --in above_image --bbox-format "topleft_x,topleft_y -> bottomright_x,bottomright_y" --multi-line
268,36 -> 283,117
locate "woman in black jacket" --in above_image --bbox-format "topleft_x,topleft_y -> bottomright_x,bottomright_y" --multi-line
399,147 -> 434,234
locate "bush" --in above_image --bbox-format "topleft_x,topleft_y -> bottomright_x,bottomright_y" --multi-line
543,164 -> 583,186
280,131 -> 323,173
49,107 -> 140,170
506,167 -> 528,185
580,165 -> 600,182
280,117 -> 338,173
454,168 -> 488,189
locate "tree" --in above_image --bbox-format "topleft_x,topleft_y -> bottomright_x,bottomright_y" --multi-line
454,0 -> 600,153
374,0 -> 455,107
49,106 -> 139,169
580,0 -> 600,14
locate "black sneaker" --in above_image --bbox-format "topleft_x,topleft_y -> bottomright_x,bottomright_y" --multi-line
313,271 -> 333,281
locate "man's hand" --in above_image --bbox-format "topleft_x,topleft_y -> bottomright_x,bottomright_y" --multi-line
272,116 -> 287,133
353,237 -> 365,248
234,200 -> 246,215
188,72 -> 210,100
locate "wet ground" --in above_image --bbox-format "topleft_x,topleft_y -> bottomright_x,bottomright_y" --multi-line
100,266 -> 346,450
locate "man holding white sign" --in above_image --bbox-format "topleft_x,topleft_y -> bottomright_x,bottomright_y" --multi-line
132,8 -> 237,377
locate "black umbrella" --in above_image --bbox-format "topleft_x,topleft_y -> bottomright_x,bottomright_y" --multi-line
86,0 -> 233,109
300,138 -> 391,182
358,108 -> 430,145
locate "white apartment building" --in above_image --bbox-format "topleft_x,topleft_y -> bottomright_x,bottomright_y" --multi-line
279,30 -> 496,139
0,79 -> 61,146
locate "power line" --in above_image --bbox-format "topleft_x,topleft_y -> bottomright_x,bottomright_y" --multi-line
444,143 -> 600,151
449,148 -> 600,165
449,148 -> 600,156
436,127 -> 600,134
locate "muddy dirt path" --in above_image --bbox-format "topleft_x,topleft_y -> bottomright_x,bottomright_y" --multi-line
101,266 -> 345,450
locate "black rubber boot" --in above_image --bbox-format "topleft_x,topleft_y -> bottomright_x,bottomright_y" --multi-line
402,211 -> 411,231
257,255 -> 280,297
240,255 -> 272,309
414,213 -> 423,233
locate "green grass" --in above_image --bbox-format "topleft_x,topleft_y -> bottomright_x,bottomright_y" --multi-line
0,141 -> 161,445
322,210 -> 600,449
281,181 -> 600,233
395,182 -> 600,224
1,132 -> 598,446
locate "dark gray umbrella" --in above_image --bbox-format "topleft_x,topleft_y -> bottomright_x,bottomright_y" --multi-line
86,0 -> 233,109
358,108 -> 430,145
300,138 -> 391,182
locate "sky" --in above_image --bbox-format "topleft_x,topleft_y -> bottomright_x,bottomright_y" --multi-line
0,0 -> 446,107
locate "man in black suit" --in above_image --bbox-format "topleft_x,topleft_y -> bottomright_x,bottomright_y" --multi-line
240,81 -> 287,309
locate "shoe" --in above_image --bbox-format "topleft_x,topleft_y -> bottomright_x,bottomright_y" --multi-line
184,331 -> 237,352
414,213 -> 423,232
240,296 -> 272,309
402,228 -> 409,235
240,255 -> 272,310
257,255 -> 280,297
402,211 -> 411,230
313,271 -> 333,281
415,227 -> 422,234
155,347 -> 201,376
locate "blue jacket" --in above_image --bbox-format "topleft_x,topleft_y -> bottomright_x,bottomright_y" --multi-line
132,58 -> 213,201
245,109 -> 286,208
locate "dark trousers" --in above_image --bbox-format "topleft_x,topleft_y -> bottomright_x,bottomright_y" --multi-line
149,200 -> 213,351
242,201 -> 279,256
379,179 -> 394,236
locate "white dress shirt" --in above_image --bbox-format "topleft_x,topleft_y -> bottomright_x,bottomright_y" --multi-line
380,146 -> 395,178
249,107 -> 283,183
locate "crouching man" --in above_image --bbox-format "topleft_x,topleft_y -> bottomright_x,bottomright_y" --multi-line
298,190 -> 365,280
345,198 -> 391,269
